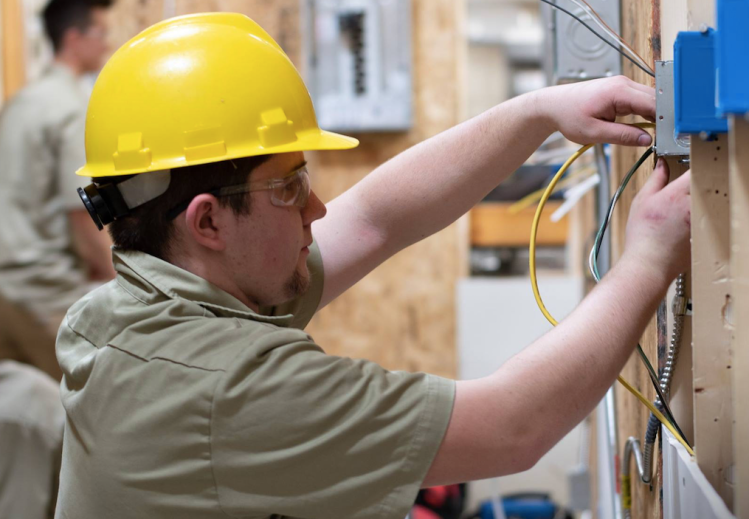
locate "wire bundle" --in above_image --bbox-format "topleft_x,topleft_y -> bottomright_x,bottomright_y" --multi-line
528,134 -> 693,455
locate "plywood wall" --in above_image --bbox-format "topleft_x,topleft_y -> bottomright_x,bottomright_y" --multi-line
304,0 -> 466,379
609,0 -> 664,515
607,0 -> 737,515
600,0 -> 670,515
107,0 -> 466,379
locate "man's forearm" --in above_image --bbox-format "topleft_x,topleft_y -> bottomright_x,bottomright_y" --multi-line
497,254 -> 668,456
425,254 -> 670,485
341,91 -> 555,255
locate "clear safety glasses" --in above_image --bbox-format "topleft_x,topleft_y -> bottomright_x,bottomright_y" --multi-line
218,165 -> 310,208
166,165 -> 311,220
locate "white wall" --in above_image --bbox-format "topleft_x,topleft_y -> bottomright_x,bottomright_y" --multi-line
457,275 -> 585,511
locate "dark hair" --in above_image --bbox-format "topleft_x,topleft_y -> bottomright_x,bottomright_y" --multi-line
107,155 -> 270,261
42,0 -> 113,52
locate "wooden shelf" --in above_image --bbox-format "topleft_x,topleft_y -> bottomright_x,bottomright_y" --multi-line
470,201 -> 569,247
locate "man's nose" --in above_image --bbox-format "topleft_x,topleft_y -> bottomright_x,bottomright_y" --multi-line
302,190 -> 327,225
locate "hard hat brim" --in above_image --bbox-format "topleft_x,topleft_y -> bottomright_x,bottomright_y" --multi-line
77,129 -> 359,178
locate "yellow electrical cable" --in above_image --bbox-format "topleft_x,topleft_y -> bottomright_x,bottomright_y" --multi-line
529,143 -> 593,326
528,133 -> 695,457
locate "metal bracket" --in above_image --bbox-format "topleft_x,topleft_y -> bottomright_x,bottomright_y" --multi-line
655,61 -> 690,157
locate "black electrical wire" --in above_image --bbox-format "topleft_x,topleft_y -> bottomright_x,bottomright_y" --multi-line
591,146 -> 691,447
539,0 -> 656,78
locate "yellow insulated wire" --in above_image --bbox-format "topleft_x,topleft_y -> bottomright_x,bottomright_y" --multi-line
528,138 -> 695,457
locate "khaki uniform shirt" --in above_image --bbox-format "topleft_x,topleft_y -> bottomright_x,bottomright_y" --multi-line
0,64 -> 91,327
55,243 -> 455,519
0,361 -> 64,519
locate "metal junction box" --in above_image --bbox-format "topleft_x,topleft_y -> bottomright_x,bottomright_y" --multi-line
655,61 -> 690,157
302,0 -> 413,133
543,0 -> 622,83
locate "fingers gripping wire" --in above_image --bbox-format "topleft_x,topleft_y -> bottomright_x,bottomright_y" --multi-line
539,0 -> 656,78
527,131 -> 694,456
588,146 -> 691,445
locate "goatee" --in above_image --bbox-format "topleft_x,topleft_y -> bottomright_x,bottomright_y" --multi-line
284,268 -> 309,299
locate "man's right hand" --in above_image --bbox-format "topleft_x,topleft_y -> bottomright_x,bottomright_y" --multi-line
623,159 -> 692,282
424,157 -> 693,489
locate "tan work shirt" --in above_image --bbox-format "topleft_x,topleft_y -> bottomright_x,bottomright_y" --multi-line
55,243 -> 455,519
0,64 -> 91,327
0,361 -> 64,519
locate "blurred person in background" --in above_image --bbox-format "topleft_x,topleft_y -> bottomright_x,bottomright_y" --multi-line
0,1 -> 114,518
0,0 -> 115,380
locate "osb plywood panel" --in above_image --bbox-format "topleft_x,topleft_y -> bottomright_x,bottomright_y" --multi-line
107,0 -> 465,379
305,0 -> 465,379
609,0 -> 667,515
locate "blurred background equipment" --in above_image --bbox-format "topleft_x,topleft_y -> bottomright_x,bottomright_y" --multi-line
301,0 -> 412,132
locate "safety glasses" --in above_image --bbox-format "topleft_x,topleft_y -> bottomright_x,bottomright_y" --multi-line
166,164 -> 311,220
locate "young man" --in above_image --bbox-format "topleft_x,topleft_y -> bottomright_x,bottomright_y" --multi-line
0,0 -> 114,378
55,13 -> 691,519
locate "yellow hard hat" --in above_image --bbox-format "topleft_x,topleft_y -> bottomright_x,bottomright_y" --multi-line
78,12 -> 358,178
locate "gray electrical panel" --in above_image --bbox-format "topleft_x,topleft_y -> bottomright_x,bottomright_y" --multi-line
542,0 -> 622,83
302,0 -> 413,132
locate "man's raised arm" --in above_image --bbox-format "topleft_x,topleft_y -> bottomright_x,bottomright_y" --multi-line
313,76 -> 656,308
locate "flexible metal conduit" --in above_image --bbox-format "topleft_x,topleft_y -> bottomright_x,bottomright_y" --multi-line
622,273 -> 687,519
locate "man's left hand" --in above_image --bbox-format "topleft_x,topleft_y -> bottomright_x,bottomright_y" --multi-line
533,75 -> 655,147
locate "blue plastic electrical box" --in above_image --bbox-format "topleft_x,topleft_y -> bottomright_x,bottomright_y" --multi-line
716,0 -> 749,115
674,29 -> 728,135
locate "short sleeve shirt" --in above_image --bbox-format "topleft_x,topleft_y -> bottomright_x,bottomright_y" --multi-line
55,243 -> 455,519
0,64 -> 91,321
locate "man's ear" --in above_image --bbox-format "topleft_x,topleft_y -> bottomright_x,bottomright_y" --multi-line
183,194 -> 228,252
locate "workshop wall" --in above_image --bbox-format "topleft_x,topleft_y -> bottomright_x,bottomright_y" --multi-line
108,0 -> 466,379
1,0 -> 25,101
601,0 -> 677,515
602,0 -> 737,515
607,0 -> 666,514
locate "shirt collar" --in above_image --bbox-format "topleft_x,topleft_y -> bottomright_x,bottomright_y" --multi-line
48,62 -> 77,80
112,248 -> 295,327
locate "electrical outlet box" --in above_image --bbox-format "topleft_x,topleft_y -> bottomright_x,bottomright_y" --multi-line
301,0 -> 412,133
543,0 -> 622,83
716,0 -> 749,115
655,61 -> 690,157
674,29 -> 727,136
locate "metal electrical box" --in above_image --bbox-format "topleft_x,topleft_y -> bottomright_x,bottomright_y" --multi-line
655,61 -> 690,157
302,0 -> 413,133
542,0 -> 622,83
